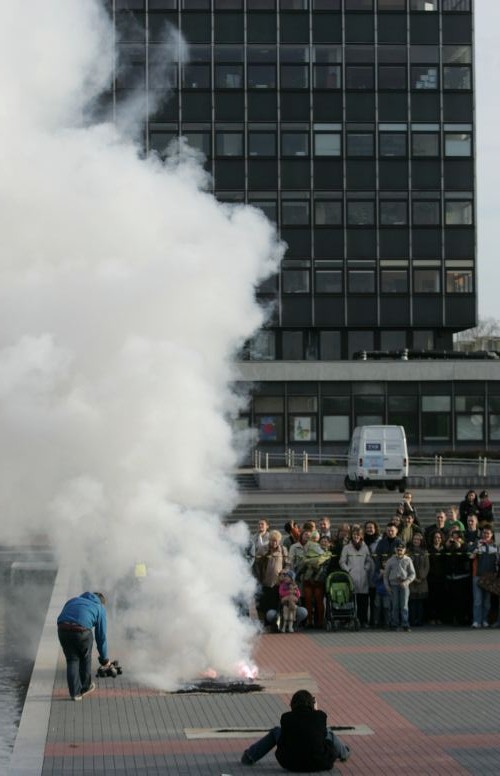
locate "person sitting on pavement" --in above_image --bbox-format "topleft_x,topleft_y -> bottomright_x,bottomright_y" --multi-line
339,524 -> 374,628
57,591 -> 111,701
383,540 -> 416,632
241,689 -> 350,771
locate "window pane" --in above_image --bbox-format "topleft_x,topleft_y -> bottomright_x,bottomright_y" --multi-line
443,45 -> 472,64
414,269 -> 440,292
255,396 -> 284,412
345,0 -> 373,8
215,64 -> 243,88
422,415 -> 450,441
347,132 -> 374,156
413,330 -> 434,349
314,65 -> 342,89
315,200 -> 342,225
380,201 -> 407,225
282,132 -> 309,156
323,416 -> 350,442
349,271 -> 375,293
413,200 -> 440,225
289,416 -> 317,442
282,331 -> 303,359
249,132 -> 276,155
281,65 -> 309,88
423,396 -> 451,411
251,200 -> 277,221
412,133 -> 439,156
320,331 -> 341,360
314,133 -> 341,156
247,64 -> 276,88
184,132 -> 211,156
457,415 -> 483,441
380,132 -> 407,156
380,330 -> 407,349
381,270 -> 407,292
249,330 -> 276,359
182,64 -> 210,88
442,0 -> 470,10
346,66 -> 374,89
445,201 -> 473,225
216,132 -> 243,155
411,66 -> 438,89
411,0 -> 438,9
348,201 -> 375,225
378,0 -> 406,8
283,270 -> 310,293
282,201 -> 310,225
444,66 -> 472,90
446,270 -> 473,293
445,132 -> 472,156
316,270 -> 343,293
379,66 -> 407,89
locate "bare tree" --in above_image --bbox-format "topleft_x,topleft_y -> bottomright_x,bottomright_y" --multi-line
454,317 -> 500,345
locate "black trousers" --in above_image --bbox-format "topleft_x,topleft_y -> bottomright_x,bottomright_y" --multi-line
57,627 -> 93,698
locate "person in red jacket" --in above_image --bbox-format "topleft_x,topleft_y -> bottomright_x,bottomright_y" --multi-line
241,689 -> 350,771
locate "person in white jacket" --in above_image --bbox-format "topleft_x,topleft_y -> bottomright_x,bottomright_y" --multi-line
383,541 -> 416,632
339,525 -> 374,628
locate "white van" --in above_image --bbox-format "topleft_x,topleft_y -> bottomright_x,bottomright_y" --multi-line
345,425 -> 409,492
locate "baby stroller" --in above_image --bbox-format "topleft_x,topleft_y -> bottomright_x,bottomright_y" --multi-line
324,571 -> 359,631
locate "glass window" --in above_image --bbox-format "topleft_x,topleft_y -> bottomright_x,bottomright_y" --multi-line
457,415 -> 483,441
215,132 -> 243,156
411,0 -> 438,9
182,64 -> 210,88
282,132 -> 309,156
348,201 -> 375,225
348,271 -> 375,293
251,200 -> 278,222
378,0 -> 407,8
412,132 -> 439,156
319,331 -> 341,360
248,330 -> 276,359
410,46 -> 439,64
215,0 -> 243,7
248,0 -> 277,6
378,66 -> 407,90
247,64 -> 276,88
313,0 -> 341,7
412,200 -> 440,225
411,66 -> 438,90
282,270 -> 310,293
149,132 -> 177,157
442,0 -> 470,10
445,132 -> 472,156
215,64 -> 243,88
249,132 -> 276,155
184,131 -> 211,156
345,0 -> 373,8
282,331 -> 304,359
314,65 -> 341,89
381,270 -> 408,292
314,133 -> 341,156
380,331 -> 407,350
423,396 -> 451,412
348,330 -> 374,357
256,415 -> 284,442
289,416 -> 318,443
443,45 -> 472,64
281,65 -> 309,88
446,270 -> 473,293
445,200 -> 473,225
414,269 -> 440,292
323,416 -> 350,442
289,396 -> 318,413
422,414 -> 450,441
443,66 -> 472,90
316,270 -> 343,293
380,201 -> 407,225
347,132 -> 374,156
346,66 -> 374,90
380,132 -> 407,156
413,330 -> 434,349
255,396 -> 284,412
315,200 -> 342,225
281,0 -> 308,7
282,201 -> 310,225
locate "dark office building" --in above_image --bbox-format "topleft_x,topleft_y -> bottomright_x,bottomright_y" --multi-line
109,1 -> 499,454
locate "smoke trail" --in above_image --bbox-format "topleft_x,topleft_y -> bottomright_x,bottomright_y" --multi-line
0,0 -> 282,686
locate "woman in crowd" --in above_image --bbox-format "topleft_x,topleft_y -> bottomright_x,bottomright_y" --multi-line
408,532 -> 429,627
339,525 -> 373,628
364,520 -> 381,626
470,525 -> 498,628
426,529 -> 447,625
254,530 -> 289,626
443,528 -> 471,626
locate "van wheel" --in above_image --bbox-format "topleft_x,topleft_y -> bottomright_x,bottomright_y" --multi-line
344,476 -> 356,491
398,479 -> 407,493
386,482 -> 396,491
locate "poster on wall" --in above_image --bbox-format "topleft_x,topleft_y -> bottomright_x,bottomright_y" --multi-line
259,416 -> 278,441
293,416 -> 312,441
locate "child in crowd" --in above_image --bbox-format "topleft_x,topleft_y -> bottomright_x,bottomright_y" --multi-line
383,540 -> 416,632
278,569 -> 301,633
241,689 -> 350,770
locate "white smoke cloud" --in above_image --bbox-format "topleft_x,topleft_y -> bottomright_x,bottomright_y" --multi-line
0,0 -> 282,686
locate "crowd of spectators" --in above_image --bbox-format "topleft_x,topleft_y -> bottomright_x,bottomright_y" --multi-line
248,490 -> 499,633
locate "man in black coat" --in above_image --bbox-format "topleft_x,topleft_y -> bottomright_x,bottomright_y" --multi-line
241,690 -> 350,771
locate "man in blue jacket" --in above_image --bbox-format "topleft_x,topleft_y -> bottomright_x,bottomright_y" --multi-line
57,591 -> 110,700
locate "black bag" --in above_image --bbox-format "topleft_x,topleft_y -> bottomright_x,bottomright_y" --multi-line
477,571 -> 500,596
